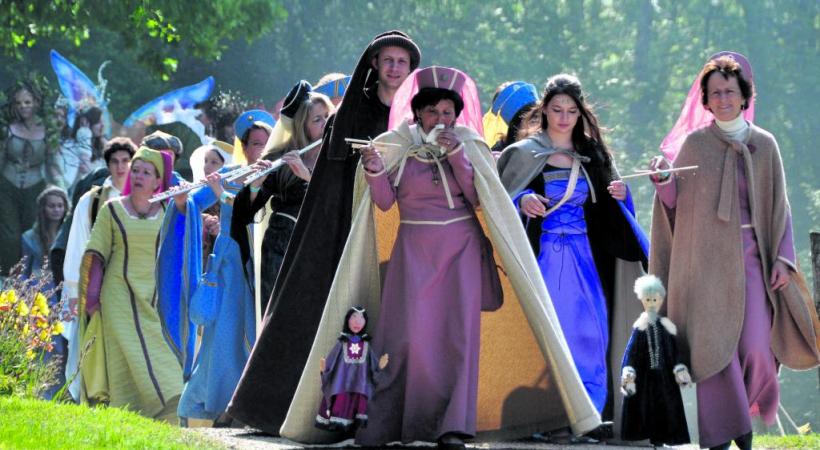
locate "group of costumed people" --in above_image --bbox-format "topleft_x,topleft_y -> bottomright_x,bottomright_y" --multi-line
3,29 -> 819,450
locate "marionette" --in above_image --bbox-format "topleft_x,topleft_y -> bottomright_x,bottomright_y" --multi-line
315,307 -> 388,433
620,274 -> 691,446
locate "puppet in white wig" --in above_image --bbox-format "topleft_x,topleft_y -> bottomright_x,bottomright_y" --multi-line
620,274 -> 691,446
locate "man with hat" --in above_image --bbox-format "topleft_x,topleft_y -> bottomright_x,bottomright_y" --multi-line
228,30 -> 420,435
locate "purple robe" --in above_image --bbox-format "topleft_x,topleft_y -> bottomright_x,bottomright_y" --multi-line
355,149 -> 502,445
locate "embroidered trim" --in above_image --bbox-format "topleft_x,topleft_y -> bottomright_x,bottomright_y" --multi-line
542,170 -> 571,183
342,341 -> 368,364
446,143 -> 464,157
741,223 -> 754,229
364,167 -> 386,177
400,215 -> 472,226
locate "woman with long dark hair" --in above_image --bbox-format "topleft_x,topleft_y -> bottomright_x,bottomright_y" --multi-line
497,74 -> 648,431
1,82 -> 64,274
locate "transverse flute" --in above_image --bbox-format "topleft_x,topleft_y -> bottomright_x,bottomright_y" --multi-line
242,139 -> 323,186
148,164 -> 259,204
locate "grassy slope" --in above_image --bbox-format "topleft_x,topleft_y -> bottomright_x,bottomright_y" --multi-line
0,397 -> 223,449
754,433 -> 820,449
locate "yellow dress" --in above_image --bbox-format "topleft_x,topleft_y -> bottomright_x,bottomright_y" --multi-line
81,198 -> 182,421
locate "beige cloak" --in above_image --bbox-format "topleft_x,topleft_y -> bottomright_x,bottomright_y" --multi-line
279,122 -> 601,443
649,123 -> 820,382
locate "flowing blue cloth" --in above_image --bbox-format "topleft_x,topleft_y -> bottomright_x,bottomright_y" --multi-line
514,171 -> 648,413
156,175 -> 209,380
177,185 -> 256,420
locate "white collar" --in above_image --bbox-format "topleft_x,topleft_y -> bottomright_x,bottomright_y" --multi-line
715,114 -> 748,135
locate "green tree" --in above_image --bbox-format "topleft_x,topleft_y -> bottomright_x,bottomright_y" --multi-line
1,0 -> 287,79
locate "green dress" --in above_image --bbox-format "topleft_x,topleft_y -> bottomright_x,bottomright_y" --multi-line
82,198 -> 182,421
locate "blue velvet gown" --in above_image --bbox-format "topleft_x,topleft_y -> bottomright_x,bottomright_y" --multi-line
515,169 -> 608,412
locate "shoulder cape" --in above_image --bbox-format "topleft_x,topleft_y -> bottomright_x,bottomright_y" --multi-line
280,122 -> 601,442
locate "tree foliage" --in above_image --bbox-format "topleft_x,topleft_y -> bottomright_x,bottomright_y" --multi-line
1,0 -> 287,79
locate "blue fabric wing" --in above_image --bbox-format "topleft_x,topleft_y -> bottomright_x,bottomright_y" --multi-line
49,49 -> 110,133
124,76 -> 215,127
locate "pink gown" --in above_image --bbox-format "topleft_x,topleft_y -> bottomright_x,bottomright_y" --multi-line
355,148 -> 502,445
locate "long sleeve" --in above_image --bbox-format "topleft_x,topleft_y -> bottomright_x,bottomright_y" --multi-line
63,191 -> 94,300
446,146 -> 479,207
365,169 -> 396,212
79,204 -> 114,316
622,329 -> 640,371
84,254 -> 104,315
653,177 -> 678,209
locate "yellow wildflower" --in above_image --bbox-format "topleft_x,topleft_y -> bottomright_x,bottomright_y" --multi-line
15,301 -> 29,316
22,323 -> 30,335
1,289 -> 17,305
52,322 -> 65,335
34,293 -> 49,315
39,329 -> 50,342
25,349 -> 36,360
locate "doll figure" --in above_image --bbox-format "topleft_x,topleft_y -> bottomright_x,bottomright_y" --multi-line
315,306 -> 388,432
620,274 -> 691,446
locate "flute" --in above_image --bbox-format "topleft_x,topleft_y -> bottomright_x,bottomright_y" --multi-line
620,165 -> 698,180
148,164 -> 257,204
345,138 -> 403,150
242,139 -> 323,186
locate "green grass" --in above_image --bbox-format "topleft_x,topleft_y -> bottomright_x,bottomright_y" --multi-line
753,433 -> 820,449
0,397 -> 224,449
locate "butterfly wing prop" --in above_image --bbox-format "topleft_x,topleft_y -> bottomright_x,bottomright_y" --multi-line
123,76 -> 215,128
50,49 -> 111,134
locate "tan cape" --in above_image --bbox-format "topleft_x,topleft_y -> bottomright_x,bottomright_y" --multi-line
649,122 -> 820,382
280,122 -> 601,443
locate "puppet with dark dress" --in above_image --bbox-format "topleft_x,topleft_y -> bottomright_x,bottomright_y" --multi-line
315,307 -> 388,433
227,31 -> 420,434
620,274 -> 691,446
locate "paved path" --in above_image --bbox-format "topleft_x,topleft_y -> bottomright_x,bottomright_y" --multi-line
193,428 -> 701,450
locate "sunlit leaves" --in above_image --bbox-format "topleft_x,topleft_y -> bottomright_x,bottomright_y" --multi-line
1,0 -> 287,78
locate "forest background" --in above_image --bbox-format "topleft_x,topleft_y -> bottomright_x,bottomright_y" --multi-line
2,0 -> 818,430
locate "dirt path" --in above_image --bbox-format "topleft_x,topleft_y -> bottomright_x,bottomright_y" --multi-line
193,428 -> 702,450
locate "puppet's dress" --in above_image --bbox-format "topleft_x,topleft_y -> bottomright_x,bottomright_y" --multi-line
356,146 -> 501,445
620,316 -> 690,445
316,336 -> 378,431
81,199 -> 182,420
513,168 -> 608,412
176,182 -> 256,420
